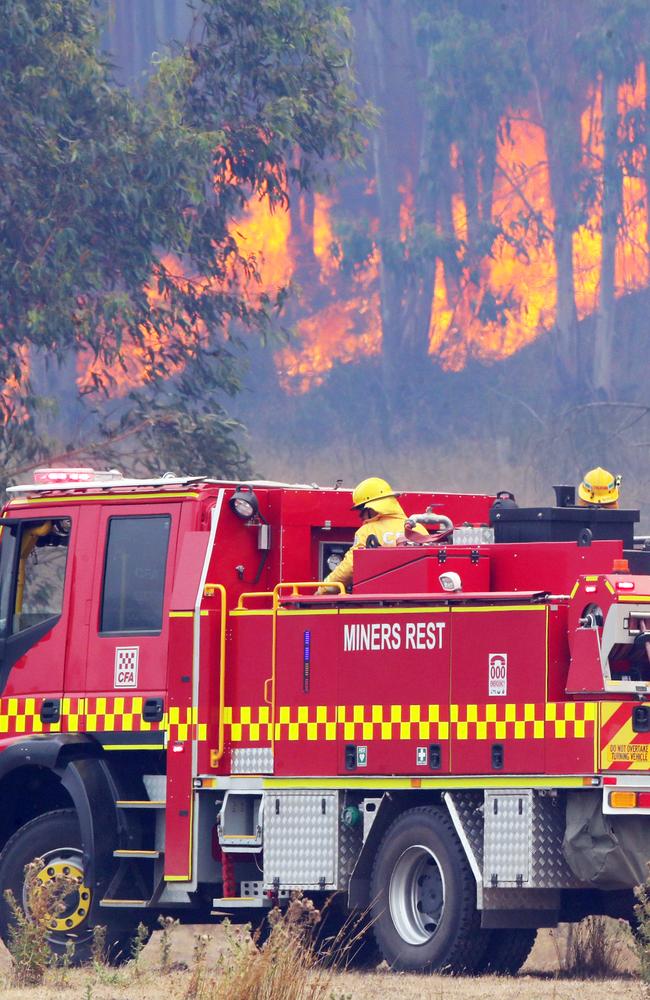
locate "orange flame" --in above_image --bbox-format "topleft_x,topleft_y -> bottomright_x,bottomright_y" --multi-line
51,62 -> 647,403
76,254 -> 209,395
231,195 -> 293,292
1,345 -> 31,423
279,62 -> 648,389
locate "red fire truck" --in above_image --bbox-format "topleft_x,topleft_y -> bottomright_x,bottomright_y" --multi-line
0,468 -> 648,973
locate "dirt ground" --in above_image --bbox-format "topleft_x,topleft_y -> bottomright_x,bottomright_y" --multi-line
0,924 -> 644,1000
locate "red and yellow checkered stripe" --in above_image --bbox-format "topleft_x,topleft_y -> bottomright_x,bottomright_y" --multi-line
0,695 -> 205,743
601,701 -> 650,770
224,701 -> 598,743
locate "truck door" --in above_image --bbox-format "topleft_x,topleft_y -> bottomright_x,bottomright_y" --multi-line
81,504 -> 179,746
0,511 -> 73,732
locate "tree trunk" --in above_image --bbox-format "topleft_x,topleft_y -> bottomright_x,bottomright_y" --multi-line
361,0 -> 426,411
593,71 -> 620,397
400,49 -> 439,366
526,1 -> 588,388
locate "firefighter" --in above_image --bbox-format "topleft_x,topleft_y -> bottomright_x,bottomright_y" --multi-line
577,467 -> 621,508
319,477 -> 428,591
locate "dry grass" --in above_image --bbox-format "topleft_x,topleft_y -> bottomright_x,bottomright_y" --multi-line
4,858 -> 79,986
0,915 -> 641,1000
551,917 -> 630,979
0,966 -> 641,1000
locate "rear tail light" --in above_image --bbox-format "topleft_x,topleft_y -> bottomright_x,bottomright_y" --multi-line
637,792 -> 650,809
609,790 -> 637,808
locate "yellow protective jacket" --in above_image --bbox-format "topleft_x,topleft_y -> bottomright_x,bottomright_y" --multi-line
323,496 -> 428,589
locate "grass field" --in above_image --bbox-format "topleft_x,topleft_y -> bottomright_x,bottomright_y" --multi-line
0,923 -> 643,1000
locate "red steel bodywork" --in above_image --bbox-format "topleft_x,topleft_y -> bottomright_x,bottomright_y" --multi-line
1,480 -> 648,881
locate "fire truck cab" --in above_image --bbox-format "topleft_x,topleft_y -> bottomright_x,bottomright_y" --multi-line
0,469 -> 648,973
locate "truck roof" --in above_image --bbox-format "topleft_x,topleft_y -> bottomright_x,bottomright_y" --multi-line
5,474 -> 350,499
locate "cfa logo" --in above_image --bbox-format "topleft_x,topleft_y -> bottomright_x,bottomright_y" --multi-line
114,646 -> 139,688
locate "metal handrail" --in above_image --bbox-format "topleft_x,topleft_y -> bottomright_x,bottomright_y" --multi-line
209,583 -> 228,764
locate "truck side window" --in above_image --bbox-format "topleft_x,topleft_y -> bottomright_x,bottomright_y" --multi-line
10,520 -> 70,634
100,516 -> 171,634
11,518 -> 70,635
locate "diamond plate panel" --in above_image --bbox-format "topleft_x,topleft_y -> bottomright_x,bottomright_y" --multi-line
263,791 -> 338,889
446,791 -> 484,869
531,793 -> 583,888
484,791 -> 532,884
483,887 -> 560,910
338,817 -> 363,889
231,747 -> 274,774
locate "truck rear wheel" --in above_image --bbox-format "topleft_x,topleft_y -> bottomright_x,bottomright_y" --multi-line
0,809 -> 144,966
476,928 -> 537,974
369,805 -> 483,973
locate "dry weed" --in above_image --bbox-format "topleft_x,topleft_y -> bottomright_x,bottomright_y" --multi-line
131,920 -> 150,971
159,914 -> 180,972
185,929 -> 212,999
4,857 -> 78,986
553,917 -> 628,979
208,893 -> 338,1000
635,869 -> 650,983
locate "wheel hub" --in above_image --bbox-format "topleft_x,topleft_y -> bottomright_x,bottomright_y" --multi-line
29,854 -> 92,933
388,844 -> 445,946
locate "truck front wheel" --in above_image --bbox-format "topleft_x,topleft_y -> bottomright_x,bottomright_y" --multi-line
0,809 -> 142,965
369,805 -> 484,972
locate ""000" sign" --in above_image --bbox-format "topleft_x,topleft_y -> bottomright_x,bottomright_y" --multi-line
488,652 -> 507,696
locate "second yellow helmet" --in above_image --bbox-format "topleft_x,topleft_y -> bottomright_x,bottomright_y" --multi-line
578,467 -> 620,506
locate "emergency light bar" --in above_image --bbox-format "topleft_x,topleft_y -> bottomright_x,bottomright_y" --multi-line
32,467 -> 122,485
7,472 -> 209,495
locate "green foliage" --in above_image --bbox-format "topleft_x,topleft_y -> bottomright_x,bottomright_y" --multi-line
0,0 -> 369,477
415,0 -> 529,259
90,923 -> 107,968
416,1 -> 527,148
185,0 -> 371,203
130,921 -> 149,969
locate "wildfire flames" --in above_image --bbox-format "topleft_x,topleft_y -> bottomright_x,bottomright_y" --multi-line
277,62 -> 649,387
7,65 -> 648,413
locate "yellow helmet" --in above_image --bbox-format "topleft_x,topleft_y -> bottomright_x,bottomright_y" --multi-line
351,476 -> 402,516
578,467 -> 620,507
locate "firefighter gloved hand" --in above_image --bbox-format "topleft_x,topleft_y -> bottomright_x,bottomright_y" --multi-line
316,585 -> 339,595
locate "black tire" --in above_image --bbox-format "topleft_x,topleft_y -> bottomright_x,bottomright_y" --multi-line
313,900 -> 380,970
369,805 -> 485,973
474,928 -> 537,975
0,809 -> 145,966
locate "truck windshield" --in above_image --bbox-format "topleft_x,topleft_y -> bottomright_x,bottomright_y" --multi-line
0,526 -> 17,633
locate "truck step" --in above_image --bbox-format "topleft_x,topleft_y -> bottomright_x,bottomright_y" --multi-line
116,799 -> 166,810
113,849 -> 161,859
100,898 -> 150,908
212,896 -> 271,910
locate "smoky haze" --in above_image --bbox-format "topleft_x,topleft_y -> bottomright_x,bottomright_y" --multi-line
39,2 -> 650,523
